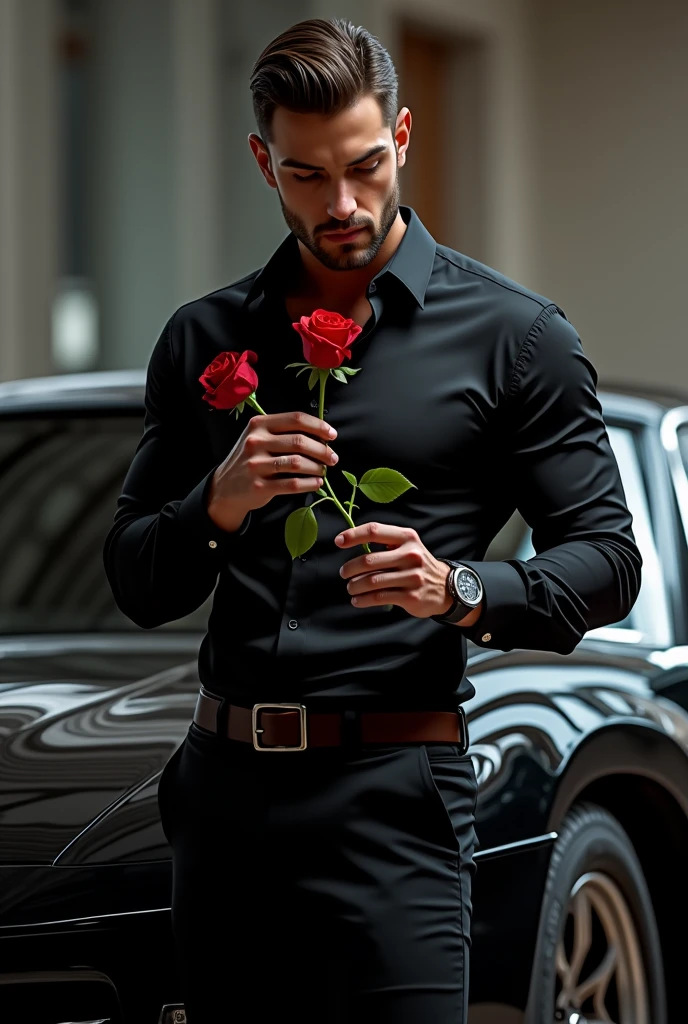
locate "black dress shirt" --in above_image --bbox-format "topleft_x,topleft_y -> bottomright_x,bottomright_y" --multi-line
103,206 -> 641,710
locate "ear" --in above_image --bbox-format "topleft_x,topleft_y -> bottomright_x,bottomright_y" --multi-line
248,133 -> 277,189
393,108 -> 412,169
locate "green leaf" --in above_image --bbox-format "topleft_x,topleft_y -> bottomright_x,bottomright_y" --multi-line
338,366 -> 362,376
295,366 -> 311,378
342,470 -> 357,488
307,368 -> 319,390
285,506 -> 318,559
284,362 -> 309,369
316,487 -> 327,496
331,368 -> 348,384
358,468 -> 417,504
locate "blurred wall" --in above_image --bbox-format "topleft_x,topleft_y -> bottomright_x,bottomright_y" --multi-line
530,0 -> 688,389
0,0 -> 58,382
0,0 -> 686,391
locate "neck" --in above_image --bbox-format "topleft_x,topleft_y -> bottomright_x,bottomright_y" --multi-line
294,211 -> 407,306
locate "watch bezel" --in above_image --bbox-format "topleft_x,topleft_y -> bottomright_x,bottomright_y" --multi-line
452,565 -> 483,608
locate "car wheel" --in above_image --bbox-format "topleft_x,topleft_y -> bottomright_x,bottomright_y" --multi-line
526,802 -> 666,1024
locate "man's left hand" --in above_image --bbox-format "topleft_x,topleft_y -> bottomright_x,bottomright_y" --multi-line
335,522 -> 454,618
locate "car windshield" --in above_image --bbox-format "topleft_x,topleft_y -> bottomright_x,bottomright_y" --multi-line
0,409 -> 661,641
0,412 -> 210,634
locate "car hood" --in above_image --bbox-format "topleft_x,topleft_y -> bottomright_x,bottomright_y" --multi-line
0,636 -> 202,865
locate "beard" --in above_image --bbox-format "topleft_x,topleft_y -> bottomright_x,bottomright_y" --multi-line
276,173 -> 400,272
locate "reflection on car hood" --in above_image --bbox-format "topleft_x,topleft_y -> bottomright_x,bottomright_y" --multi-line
0,637 -> 202,865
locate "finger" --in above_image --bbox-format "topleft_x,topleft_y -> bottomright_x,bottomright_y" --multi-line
334,523 -> 414,548
348,584 -> 410,610
339,547 -> 420,580
262,411 -> 337,442
266,433 -> 339,467
345,568 -> 421,598
251,453 -> 330,479
261,474 -> 324,495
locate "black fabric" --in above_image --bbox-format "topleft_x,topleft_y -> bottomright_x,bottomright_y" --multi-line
103,205 -> 641,709
158,726 -> 478,1023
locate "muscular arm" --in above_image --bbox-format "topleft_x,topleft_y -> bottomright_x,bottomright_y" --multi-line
456,307 -> 642,653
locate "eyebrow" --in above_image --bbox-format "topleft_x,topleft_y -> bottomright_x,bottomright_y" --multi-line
278,143 -> 388,171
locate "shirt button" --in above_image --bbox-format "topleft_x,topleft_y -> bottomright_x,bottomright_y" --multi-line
481,632 -> 492,642
310,398 -> 328,413
369,282 -> 377,293
208,540 -> 218,549
300,555 -> 308,562
288,619 -> 299,629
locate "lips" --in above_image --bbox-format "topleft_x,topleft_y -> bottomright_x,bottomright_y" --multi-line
323,227 -> 365,242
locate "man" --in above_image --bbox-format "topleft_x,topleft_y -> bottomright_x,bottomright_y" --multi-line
103,17 -> 641,1024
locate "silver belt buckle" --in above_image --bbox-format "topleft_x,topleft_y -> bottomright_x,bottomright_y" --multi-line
252,703 -> 308,751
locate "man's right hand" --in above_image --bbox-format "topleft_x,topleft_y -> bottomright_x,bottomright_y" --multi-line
206,411 -> 339,533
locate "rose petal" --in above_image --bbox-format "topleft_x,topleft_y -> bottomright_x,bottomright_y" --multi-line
199,349 -> 259,408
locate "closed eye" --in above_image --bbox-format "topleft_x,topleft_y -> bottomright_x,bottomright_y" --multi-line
293,161 -> 382,183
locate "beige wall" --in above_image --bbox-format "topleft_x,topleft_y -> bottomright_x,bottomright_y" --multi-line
529,0 -> 688,391
376,0 -> 535,286
0,0 -> 58,381
1,0 -> 685,387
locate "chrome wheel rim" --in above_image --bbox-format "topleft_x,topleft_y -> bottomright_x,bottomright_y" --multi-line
555,871 -> 650,1024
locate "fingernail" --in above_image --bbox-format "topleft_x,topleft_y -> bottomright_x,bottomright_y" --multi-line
330,452 -> 339,463
335,534 -> 344,544
328,427 -> 337,438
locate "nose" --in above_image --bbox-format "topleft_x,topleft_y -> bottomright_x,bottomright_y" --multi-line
326,180 -> 357,223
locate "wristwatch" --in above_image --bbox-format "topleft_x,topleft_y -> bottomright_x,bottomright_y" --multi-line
431,559 -> 484,625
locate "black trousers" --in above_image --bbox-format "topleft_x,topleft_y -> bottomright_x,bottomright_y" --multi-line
158,718 -> 478,1023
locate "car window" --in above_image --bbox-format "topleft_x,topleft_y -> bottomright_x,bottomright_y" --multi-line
0,413 -> 211,634
484,425 -> 671,647
678,424 -> 688,478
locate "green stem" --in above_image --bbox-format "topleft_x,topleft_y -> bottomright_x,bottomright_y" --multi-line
318,368 -> 331,481
346,481 -> 358,517
318,369 -> 328,422
245,393 -> 267,415
322,476 -> 356,531
323,475 -> 372,555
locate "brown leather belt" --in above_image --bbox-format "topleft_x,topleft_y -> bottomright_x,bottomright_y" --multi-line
193,687 -> 469,752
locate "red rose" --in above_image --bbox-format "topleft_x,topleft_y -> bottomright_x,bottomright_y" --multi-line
292,309 -> 363,369
198,350 -> 258,410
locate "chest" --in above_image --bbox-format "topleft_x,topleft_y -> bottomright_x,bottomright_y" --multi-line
195,300 -> 496,486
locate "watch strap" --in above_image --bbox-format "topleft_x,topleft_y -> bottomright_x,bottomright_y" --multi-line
432,560 -> 467,624
432,559 -> 482,625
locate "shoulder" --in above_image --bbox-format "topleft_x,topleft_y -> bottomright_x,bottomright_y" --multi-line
432,243 -> 566,339
167,268 -> 263,343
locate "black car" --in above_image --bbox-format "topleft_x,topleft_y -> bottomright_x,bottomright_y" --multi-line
1,370 -> 688,1024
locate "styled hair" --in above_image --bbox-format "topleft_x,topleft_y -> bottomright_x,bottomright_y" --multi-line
249,18 -> 398,143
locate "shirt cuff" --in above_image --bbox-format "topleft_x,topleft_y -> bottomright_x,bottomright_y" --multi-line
176,464 -> 251,554
455,559 -> 528,650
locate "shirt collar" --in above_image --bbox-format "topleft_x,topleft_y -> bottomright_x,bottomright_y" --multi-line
244,205 -> 436,310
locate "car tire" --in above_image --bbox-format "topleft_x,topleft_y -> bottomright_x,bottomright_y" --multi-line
525,802 -> 666,1024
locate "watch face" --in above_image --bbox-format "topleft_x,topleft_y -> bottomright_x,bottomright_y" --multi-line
456,569 -> 480,604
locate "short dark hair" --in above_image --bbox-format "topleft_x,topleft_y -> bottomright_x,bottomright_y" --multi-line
249,19 -> 398,144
